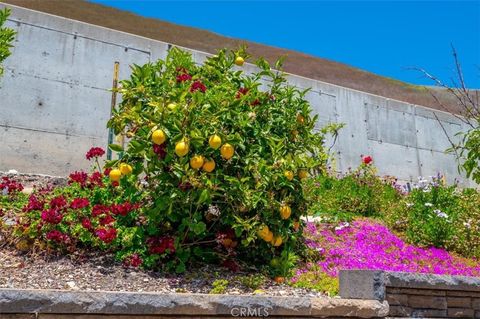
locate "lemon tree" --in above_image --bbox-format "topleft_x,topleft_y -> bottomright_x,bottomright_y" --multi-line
107,47 -> 336,274
0,8 -> 15,77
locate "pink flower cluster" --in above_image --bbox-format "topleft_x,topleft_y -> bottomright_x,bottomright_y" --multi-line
301,219 -> 480,278
41,209 -> 64,224
123,253 -> 143,268
235,87 -> 249,99
24,194 -> 44,212
95,227 -> 117,243
176,67 -> 192,83
147,236 -> 175,255
190,80 -> 207,93
0,177 -> 24,194
46,230 -> 69,243
68,171 -> 104,189
85,147 -> 105,161
153,144 -> 167,160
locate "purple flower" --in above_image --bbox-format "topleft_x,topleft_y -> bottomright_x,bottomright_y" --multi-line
300,219 -> 480,278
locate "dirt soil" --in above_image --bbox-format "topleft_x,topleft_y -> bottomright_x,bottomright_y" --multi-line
0,245 -> 324,296
2,0 -> 462,113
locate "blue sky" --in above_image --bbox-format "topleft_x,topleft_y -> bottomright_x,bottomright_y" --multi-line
90,1 -> 480,88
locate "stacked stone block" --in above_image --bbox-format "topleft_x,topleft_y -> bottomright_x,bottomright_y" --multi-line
340,270 -> 480,318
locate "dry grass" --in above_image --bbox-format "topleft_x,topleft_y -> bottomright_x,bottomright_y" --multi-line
3,0 -> 460,112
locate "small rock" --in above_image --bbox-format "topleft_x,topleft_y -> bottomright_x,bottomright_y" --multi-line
7,169 -> 18,175
66,281 -> 77,289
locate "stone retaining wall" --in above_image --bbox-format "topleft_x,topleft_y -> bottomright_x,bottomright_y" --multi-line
4,271 -> 480,318
340,270 -> 480,318
0,289 -> 388,318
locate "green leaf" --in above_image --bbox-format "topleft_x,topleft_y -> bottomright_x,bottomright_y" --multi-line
192,222 -> 207,235
197,189 -> 210,205
109,144 -> 124,152
175,262 -> 186,273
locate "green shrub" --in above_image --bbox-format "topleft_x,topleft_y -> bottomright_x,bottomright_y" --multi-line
457,128 -> 480,184
304,160 -> 401,221
12,155 -> 146,259
237,274 -> 266,290
403,183 -> 458,248
0,176 -> 28,237
290,267 -> 339,296
210,279 -> 229,294
105,47 -> 338,274
385,176 -> 480,258
446,188 -> 480,258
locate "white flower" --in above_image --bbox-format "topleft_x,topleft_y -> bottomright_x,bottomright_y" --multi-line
1,187 -> 8,196
424,202 -> 433,207
463,221 -> 471,229
417,176 -> 428,184
406,202 -> 414,207
434,209 -> 448,218
207,205 -> 221,217
335,222 -> 350,231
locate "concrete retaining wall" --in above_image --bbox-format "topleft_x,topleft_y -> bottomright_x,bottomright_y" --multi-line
0,4 -> 474,186
340,270 -> 480,318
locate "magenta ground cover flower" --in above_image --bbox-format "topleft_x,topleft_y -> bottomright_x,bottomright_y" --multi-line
303,219 -> 480,278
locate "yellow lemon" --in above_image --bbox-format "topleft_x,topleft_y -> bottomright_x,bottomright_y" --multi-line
280,205 -> 292,220
298,170 -> 308,179
284,170 -> 294,181
296,114 -> 305,124
263,230 -> 274,242
235,56 -> 244,66
109,169 -> 122,182
220,143 -> 235,160
190,155 -> 204,170
167,103 -> 177,110
272,236 -> 283,247
175,141 -> 189,157
209,134 -> 222,149
258,225 -> 270,238
152,129 -> 166,145
119,163 -> 133,175
202,159 -> 216,172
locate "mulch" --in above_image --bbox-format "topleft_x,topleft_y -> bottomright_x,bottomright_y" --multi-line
0,244 -> 323,297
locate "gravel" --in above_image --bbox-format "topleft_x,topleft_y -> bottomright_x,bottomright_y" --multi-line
0,245 -> 324,297
0,171 -> 67,193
